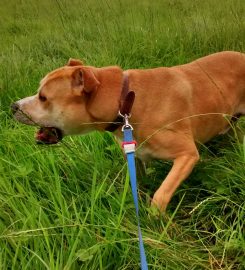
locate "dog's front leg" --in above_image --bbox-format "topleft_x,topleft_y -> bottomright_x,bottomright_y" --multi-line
152,152 -> 199,212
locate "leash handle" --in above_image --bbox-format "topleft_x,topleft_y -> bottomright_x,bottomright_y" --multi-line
122,122 -> 148,270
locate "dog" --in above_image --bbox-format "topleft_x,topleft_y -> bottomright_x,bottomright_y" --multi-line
12,51 -> 245,211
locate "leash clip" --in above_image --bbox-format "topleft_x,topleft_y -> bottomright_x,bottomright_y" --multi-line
119,111 -> 133,131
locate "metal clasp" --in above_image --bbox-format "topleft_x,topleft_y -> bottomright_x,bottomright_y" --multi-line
119,111 -> 133,131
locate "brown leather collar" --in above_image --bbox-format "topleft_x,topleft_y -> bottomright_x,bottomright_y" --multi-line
105,73 -> 135,132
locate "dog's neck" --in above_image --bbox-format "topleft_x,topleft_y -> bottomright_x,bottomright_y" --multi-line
105,72 -> 136,132
86,66 -> 126,130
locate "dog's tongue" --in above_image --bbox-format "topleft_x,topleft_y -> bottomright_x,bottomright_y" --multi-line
35,127 -> 63,144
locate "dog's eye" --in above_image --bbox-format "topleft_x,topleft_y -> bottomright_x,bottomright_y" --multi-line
39,94 -> 47,102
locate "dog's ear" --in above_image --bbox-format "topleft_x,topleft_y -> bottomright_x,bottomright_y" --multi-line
67,58 -> 84,66
72,67 -> 100,95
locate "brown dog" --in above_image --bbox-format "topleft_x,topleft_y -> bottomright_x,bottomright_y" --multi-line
12,51 -> 245,211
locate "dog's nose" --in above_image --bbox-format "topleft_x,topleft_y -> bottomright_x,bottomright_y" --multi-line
11,102 -> 19,114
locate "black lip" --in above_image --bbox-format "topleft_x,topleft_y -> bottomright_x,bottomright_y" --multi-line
36,127 -> 63,144
53,128 -> 63,141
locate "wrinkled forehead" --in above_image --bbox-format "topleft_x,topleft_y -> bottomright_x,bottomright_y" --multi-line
38,66 -> 74,91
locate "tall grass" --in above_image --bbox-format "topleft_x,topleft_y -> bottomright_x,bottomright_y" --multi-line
0,0 -> 244,269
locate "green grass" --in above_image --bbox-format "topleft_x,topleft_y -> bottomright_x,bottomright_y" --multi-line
0,0 -> 245,269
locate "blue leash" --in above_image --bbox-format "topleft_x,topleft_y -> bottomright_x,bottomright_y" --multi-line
121,115 -> 148,270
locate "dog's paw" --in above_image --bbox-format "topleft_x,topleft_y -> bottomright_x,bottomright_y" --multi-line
151,192 -> 170,213
147,203 -> 161,217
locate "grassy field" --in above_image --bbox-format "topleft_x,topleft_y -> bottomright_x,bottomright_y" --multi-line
0,0 -> 245,269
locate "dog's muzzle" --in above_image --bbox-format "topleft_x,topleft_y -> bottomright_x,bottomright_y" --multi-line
11,102 -> 63,144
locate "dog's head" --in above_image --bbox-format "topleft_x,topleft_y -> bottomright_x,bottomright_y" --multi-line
12,59 -> 122,144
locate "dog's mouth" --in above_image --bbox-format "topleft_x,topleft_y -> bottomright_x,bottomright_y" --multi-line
35,127 -> 63,144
